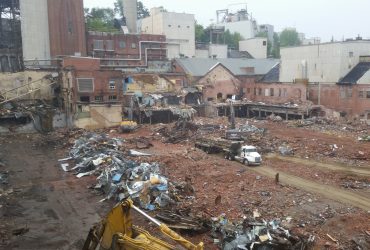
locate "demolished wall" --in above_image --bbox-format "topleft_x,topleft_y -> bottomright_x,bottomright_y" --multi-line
74,104 -> 122,129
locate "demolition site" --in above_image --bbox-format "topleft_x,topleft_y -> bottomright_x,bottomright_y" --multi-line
0,0 -> 370,250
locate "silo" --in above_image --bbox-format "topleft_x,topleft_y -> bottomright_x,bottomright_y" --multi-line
123,0 -> 138,34
19,0 -> 51,63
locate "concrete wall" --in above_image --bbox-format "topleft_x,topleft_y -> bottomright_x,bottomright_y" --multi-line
141,7 -> 195,58
280,41 -> 370,83
20,0 -> 51,61
222,20 -> 256,40
0,71 -> 56,100
239,38 -> 268,59
126,74 -> 175,93
209,44 -> 228,59
308,84 -> 370,117
197,65 -> 240,101
74,104 -> 122,129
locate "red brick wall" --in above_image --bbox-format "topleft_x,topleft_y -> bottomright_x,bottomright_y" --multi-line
308,84 -> 370,117
47,0 -> 87,57
87,33 -> 167,62
63,57 -> 123,103
243,82 -> 307,104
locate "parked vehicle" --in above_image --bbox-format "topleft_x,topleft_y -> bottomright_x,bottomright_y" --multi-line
195,137 -> 262,165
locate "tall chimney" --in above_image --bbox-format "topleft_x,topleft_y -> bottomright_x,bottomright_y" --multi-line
123,0 -> 138,34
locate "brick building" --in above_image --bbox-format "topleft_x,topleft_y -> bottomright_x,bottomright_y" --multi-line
87,32 -> 167,68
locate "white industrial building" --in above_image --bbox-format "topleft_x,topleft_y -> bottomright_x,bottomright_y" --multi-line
20,0 -> 51,62
279,40 -> 370,83
239,38 -> 268,59
140,7 -> 195,58
195,44 -> 228,59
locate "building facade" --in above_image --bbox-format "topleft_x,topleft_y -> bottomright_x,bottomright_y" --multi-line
87,32 -> 167,68
239,38 -> 268,59
140,7 -> 195,58
280,41 -> 370,83
20,0 -> 86,64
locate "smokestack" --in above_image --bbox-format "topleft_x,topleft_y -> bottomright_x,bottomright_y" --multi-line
123,0 -> 137,34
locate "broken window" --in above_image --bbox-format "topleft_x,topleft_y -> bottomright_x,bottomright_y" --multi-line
95,96 -> 103,102
77,78 -> 94,92
93,40 -> 104,50
270,88 -> 274,96
109,80 -> 116,90
217,93 -> 223,100
109,95 -> 117,101
80,96 -> 90,102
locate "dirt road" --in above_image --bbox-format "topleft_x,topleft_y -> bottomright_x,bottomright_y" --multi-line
251,165 -> 370,211
0,134 -> 105,250
265,154 -> 370,177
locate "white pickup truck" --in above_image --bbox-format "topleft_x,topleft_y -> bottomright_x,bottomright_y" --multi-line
195,138 -> 262,166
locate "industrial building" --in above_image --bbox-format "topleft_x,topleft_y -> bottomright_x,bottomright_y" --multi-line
20,0 -> 86,66
279,40 -> 370,83
140,7 -> 196,58
239,38 -> 268,59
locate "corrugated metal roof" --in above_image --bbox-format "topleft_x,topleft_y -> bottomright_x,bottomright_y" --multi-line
175,58 -> 280,77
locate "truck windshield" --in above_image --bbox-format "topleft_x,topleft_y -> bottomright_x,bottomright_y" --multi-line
245,149 -> 257,153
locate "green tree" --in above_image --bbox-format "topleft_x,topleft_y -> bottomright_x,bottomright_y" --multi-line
279,29 -> 301,47
195,23 -> 208,43
85,7 -> 118,32
114,0 -> 150,20
220,30 -> 244,50
271,32 -> 280,58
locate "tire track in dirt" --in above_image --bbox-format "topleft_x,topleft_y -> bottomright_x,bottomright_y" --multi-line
251,166 -> 370,211
265,154 -> 370,177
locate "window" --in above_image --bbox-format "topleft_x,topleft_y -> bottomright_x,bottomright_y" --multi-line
119,41 -> 126,48
263,41 -> 267,46
254,88 -> 257,95
106,40 -> 114,51
358,91 -> 364,98
264,89 -> 269,96
178,25 -> 181,28
283,88 -> 287,97
168,24 -> 172,27
247,88 -> 251,94
349,51 -> 354,57
95,96 -> 103,102
77,78 -> 94,92
207,97 -> 214,101
131,43 -> 137,49
109,95 -> 117,101
80,96 -> 90,102
109,80 -> 116,90
367,91 -> 370,98
270,88 -> 274,96
278,88 -> 282,97
258,88 -> 262,96
93,40 -> 104,50
187,26 -> 190,28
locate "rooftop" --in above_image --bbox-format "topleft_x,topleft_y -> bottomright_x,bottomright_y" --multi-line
338,62 -> 370,84
175,58 -> 279,77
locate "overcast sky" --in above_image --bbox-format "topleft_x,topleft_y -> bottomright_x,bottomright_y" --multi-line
84,0 -> 370,42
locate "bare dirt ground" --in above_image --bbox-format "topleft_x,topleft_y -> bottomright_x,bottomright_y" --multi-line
1,117 -> 370,249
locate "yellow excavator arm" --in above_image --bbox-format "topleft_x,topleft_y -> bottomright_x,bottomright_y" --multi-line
83,199 -> 204,250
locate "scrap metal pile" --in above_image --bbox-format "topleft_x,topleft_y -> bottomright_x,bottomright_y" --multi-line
60,133 -> 176,210
212,213 -> 314,250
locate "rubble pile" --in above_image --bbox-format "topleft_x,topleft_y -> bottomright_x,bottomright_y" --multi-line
60,133 -> 176,210
211,213 -> 314,250
155,119 -> 200,143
